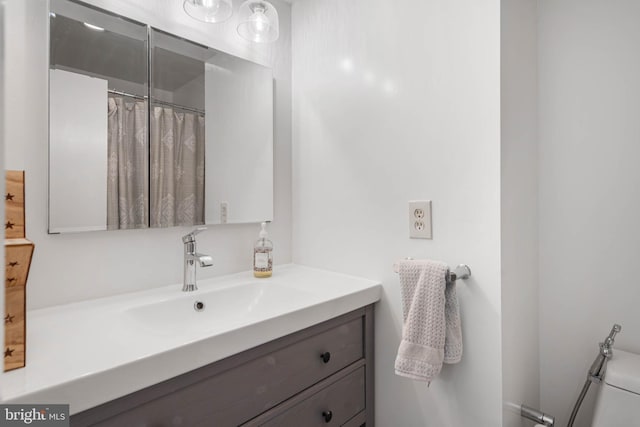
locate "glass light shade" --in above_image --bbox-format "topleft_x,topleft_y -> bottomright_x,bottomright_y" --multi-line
183,0 -> 233,23
237,1 -> 279,43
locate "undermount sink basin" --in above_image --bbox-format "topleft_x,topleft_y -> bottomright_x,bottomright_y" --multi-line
124,281 -> 321,335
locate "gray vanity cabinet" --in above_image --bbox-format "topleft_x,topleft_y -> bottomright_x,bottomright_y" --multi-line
71,305 -> 374,427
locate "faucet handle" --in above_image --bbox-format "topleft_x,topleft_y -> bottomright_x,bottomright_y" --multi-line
182,227 -> 207,243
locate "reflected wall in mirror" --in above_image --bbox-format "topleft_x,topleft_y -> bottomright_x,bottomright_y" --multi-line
48,0 -> 274,234
49,0 -> 148,232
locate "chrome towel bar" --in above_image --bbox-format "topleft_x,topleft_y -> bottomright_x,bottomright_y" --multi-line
393,259 -> 472,282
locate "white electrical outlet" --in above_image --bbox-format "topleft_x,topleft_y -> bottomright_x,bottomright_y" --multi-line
220,201 -> 228,224
409,200 -> 432,239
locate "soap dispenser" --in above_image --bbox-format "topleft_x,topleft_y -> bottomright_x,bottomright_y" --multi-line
253,222 -> 273,278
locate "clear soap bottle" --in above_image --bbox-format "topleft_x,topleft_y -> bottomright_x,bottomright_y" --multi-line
253,222 -> 273,278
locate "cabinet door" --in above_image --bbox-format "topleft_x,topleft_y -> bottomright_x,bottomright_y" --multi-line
248,367 -> 366,427
73,315 -> 364,427
341,412 -> 366,427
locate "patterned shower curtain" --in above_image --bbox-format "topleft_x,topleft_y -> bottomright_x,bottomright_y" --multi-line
107,96 -> 148,230
150,105 -> 205,228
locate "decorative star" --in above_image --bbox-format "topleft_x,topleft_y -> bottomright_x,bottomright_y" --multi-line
8,261 -> 18,267
4,314 -> 14,324
6,277 -> 16,284
5,193 -> 14,201
4,347 -> 14,358
5,221 -> 15,230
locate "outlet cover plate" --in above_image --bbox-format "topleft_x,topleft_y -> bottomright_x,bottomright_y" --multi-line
220,201 -> 228,224
409,200 -> 432,239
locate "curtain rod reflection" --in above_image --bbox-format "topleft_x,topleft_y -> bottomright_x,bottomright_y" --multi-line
108,89 -> 205,115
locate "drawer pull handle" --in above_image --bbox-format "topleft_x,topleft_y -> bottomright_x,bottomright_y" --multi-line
322,410 -> 333,423
320,352 -> 331,363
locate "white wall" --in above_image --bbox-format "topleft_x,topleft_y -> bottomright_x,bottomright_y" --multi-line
3,0 -> 291,309
49,69 -> 108,233
539,1 -> 640,425
204,58 -> 273,225
292,0 -> 503,425
501,0 -> 539,426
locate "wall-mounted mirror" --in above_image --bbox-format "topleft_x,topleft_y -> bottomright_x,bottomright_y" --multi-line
48,0 -> 273,233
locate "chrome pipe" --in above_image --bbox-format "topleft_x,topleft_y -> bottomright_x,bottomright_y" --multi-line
521,404 -> 555,427
567,380 -> 591,427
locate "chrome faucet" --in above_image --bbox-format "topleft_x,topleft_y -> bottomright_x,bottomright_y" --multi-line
182,228 -> 213,292
567,323 -> 622,427
589,323 -> 622,383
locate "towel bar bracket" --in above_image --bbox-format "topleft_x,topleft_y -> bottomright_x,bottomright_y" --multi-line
450,264 -> 471,281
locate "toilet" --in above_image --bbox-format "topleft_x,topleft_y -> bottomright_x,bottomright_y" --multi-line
592,349 -> 640,426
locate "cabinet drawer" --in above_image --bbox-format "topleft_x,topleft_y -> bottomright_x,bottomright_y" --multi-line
83,316 -> 363,427
257,366 -> 365,427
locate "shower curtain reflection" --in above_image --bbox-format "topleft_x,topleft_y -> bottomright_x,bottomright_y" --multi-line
150,105 -> 205,228
107,95 -> 149,230
107,97 -> 205,229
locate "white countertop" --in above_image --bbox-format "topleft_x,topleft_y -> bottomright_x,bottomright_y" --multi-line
0,264 -> 382,414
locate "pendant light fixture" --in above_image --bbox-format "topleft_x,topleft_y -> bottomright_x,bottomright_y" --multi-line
237,1 -> 279,43
183,0 -> 233,23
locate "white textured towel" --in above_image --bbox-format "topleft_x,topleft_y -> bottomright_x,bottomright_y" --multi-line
394,259 -> 463,383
